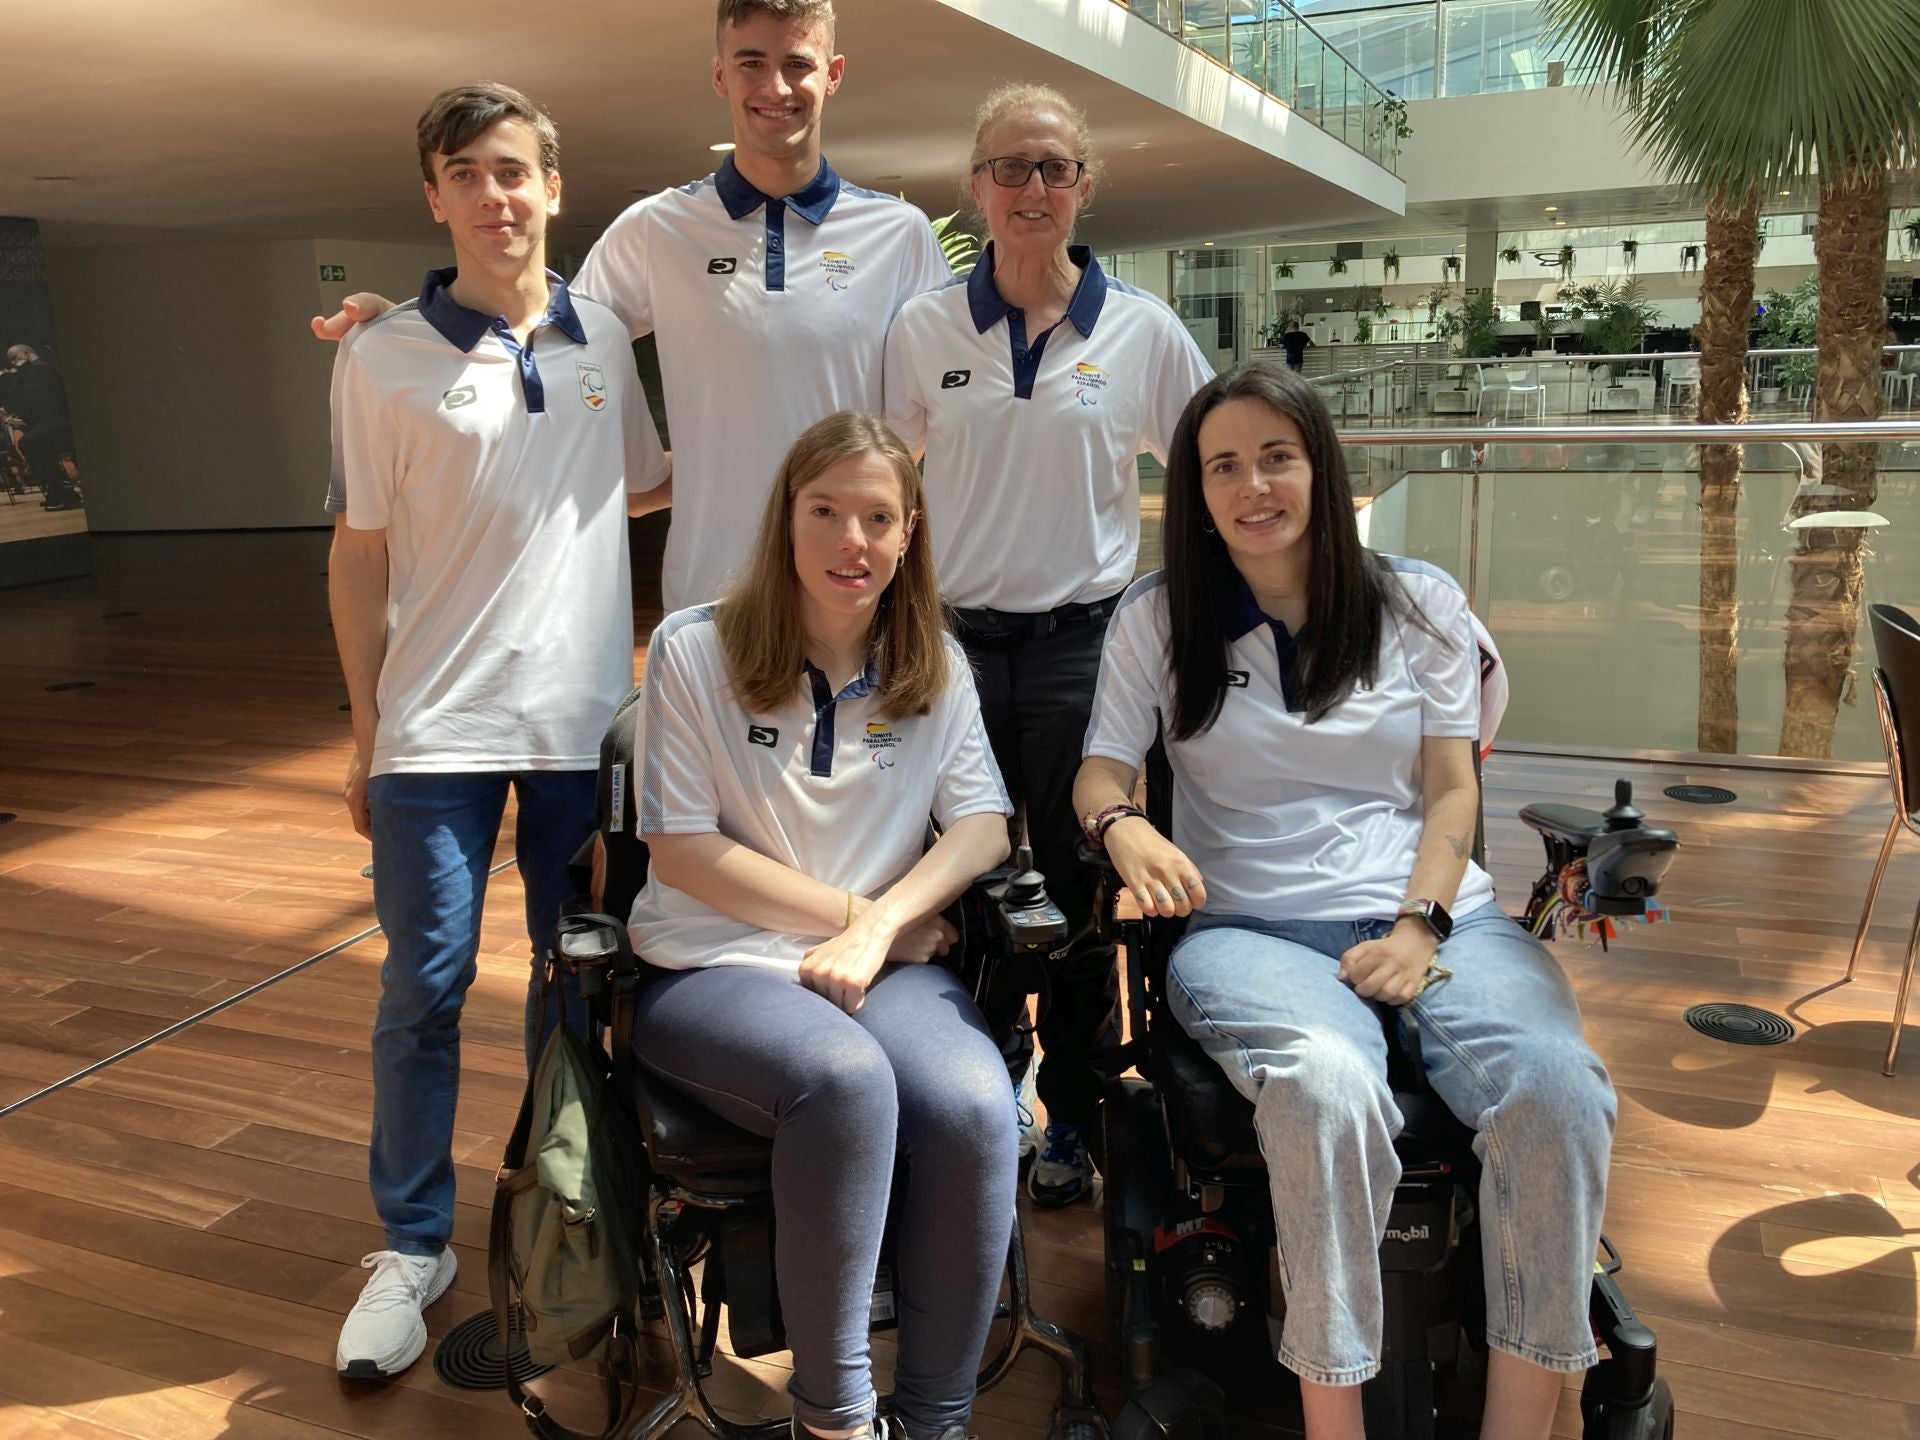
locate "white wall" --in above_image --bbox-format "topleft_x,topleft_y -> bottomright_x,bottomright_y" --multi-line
45,233 -> 446,532
1398,86 -> 1664,207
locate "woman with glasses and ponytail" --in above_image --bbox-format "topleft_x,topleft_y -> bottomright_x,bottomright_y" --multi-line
883,83 -> 1213,1208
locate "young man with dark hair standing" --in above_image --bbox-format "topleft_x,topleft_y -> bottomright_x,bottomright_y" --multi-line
326,82 -> 667,1378
315,0 -> 950,612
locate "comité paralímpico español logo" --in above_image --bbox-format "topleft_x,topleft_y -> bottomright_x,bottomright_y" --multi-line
864,721 -> 900,770
1073,361 -> 1110,406
820,250 -> 857,291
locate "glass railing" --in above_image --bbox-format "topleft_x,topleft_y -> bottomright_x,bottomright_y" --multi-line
1338,420 -> 1920,766
1307,348 -> 1920,426
1115,1 -> 1401,174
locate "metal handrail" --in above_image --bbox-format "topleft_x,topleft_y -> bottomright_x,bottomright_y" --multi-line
1305,345 -> 1920,371
1335,420 -> 1920,445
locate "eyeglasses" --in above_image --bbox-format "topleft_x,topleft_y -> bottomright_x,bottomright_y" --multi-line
974,156 -> 1086,189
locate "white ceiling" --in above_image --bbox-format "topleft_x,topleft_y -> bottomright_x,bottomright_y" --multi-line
5,0 -> 1397,255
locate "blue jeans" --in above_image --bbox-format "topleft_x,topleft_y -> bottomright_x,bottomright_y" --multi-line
632,962 -> 1015,1440
1167,904 -> 1616,1385
366,769 -> 595,1255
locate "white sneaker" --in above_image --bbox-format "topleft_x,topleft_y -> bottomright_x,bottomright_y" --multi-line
336,1248 -> 457,1378
1014,1062 -> 1042,1173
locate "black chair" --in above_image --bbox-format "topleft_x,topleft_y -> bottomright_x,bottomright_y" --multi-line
1843,603 -> 1920,1076
1094,735 -> 1678,1440
549,686 -> 1108,1440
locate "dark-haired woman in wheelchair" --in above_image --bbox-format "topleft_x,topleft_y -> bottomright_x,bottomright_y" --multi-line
624,410 -> 1016,1440
1072,362 -> 1616,1440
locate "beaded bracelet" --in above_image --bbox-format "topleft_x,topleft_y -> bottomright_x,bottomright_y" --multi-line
1086,802 -> 1147,846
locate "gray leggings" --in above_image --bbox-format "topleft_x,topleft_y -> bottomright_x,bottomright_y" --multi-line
631,961 -> 1016,1440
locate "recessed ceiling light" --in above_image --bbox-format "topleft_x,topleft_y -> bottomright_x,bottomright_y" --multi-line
1779,188 -> 1791,196
1203,241 -> 1214,247
1131,142 -> 1150,150
1163,161 -> 1183,168
1554,219 -> 1567,226
1543,205 -> 1558,212
709,142 -> 736,153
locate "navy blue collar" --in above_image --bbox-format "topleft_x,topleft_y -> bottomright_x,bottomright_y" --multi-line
802,654 -> 880,699
966,243 -> 1107,337
417,267 -> 587,353
714,153 -> 841,225
1221,570 -> 1293,643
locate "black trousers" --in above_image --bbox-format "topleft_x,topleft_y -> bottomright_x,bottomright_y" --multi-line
955,600 -> 1122,1133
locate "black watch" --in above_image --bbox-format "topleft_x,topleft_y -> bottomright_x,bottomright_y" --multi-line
1396,897 -> 1453,944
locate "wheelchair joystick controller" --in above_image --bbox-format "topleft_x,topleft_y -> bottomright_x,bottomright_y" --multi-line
1603,778 -> 1643,832
989,844 -> 1071,950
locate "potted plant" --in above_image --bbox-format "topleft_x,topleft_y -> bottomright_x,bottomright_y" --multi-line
1442,255 -> 1462,280
1558,244 -> 1577,281
1368,91 -> 1413,165
1579,280 -> 1662,407
1679,244 -> 1701,273
1381,248 -> 1401,280
1755,276 -> 1818,405
1423,284 -> 1453,320
1532,310 -> 1561,354
1904,217 -> 1920,258
930,211 -> 981,275
1620,238 -> 1638,271
1275,257 -> 1296,280
1356,314 -> 1374,344
1328,255 -> 1350,276
1501,243 -> 1523,267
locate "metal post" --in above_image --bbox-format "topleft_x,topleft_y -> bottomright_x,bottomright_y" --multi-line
1465,441 -> 1486,613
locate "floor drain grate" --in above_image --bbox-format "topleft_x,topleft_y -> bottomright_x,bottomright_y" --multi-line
1685,1002 -> 1795,1046
432,1308 -> 551,1391
1664,784 -> 1736,805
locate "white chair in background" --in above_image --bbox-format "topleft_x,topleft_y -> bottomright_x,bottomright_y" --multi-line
1504,363 -> 1546,419
1663,357 -> 1701,409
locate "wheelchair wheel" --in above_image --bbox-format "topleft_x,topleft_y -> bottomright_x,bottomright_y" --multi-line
1583,1376 -> 1675,1440
1114,1369 -> 1230,1440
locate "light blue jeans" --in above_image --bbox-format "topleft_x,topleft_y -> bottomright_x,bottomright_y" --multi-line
1166,904 -> 1616,1386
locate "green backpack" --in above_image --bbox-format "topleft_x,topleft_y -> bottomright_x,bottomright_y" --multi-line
490,940 -> 646,1439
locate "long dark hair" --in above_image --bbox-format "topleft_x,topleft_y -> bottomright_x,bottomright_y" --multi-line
1162,360 -> 1429,740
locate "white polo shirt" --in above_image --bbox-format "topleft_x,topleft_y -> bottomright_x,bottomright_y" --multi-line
883,244 -> 1214,612
327,268 -> 669,777
574,156 -> 951,611
625,606 -> 1012,975
1084,557 -> 1497,924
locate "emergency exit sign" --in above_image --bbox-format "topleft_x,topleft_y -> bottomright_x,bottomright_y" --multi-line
319,264 -> 347,282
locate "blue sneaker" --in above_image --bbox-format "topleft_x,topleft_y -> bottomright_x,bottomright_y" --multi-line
1027,1122 -> 1094,1208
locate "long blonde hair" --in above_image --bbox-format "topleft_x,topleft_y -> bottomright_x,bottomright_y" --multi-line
716,411 -> 950,717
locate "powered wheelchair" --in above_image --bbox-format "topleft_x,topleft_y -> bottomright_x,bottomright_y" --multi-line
1092,738 -> 1681,1440
517,685 -> 1111,1440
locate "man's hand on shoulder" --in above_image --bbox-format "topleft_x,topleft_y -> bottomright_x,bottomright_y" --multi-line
311,293 -> 396,341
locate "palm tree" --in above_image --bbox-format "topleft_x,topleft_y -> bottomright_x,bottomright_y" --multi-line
1545,0 -> 1920,758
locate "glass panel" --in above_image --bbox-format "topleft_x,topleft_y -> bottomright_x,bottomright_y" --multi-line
1310,5 -> 1437,101
1295,29 -> 1326,123
1332,437 -> 1920,761
1442,0 -> 1592,97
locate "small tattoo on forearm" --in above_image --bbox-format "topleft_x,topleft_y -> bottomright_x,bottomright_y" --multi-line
1445,833 -> 1471,859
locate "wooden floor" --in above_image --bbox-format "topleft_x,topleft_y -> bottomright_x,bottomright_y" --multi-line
4,530 -> 1920,1439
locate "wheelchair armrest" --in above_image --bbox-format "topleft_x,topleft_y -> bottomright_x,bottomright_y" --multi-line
1518,802 -> 1610,844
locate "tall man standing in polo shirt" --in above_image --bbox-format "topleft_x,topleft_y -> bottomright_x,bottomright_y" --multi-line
315,0 -> 951,610
327,83 -> 668,1380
